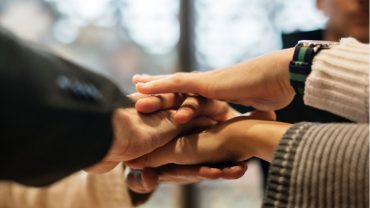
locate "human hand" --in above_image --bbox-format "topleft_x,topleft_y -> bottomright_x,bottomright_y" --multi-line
133,48 -> 296,111
133,92 -> 239,124
126,162 -> 247,194
126,111 -> 292,169
86,94 -> 217,174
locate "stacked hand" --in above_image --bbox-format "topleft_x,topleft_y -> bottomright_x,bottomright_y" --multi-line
123,48 -> 297,193
88,48 -> 296,195
86,92 -> 249,194
134,48 -> 295,111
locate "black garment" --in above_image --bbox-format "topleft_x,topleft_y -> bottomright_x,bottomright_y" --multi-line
0,28 -> 132,186
281,29 -> 324,48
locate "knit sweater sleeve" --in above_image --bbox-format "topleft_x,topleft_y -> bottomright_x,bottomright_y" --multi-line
263,123 -> 369,208
304,38 -> 369,123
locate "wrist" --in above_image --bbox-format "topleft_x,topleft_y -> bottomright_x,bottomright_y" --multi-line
222,118 -> 291,163
251,121 -> 292,162
275,48 -> 296,95
289,40 -> 338,95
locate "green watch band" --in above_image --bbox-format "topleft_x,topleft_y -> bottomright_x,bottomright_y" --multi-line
289,40 -> 338,95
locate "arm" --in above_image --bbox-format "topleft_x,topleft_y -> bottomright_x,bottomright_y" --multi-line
133,48 -> 295,111
125,112 -> 286,169
305,38 -> 369,122
126,120 -> 369,207
263,123 -> 369,208
133,39 -> 369,122
264,38 -> 369,207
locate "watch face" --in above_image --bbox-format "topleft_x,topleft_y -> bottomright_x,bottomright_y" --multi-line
297,40 -> 338,49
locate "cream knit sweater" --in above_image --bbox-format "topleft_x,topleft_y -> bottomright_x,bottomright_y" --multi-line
305,38 -> 369,123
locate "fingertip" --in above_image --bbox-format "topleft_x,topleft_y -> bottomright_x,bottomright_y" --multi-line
221,165 -> 247,180
268,111 -> 277,120
141,168 -> 159,191
135,99 -> 156,113
135,82 -> 145,91
132,74 -> 140,83
174,110 -> 193,124
134,101 -> 146,113
132,74 -> 150,83
198,167 -> 222,179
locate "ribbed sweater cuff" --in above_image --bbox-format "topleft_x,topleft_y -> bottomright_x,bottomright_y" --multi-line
263,123 -> 369,208
304,38 -> 369,123
263,123 -> 312,208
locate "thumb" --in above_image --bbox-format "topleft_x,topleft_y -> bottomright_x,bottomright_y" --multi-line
126,168 -> 159,194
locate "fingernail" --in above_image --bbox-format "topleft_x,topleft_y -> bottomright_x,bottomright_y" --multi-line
136,82 -> 148,88
132,74 -> 140,80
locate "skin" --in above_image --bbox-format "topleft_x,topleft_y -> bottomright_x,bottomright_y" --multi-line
124,93 -> 256,193
123,1 -> 370,192
124,108 -> 277,193
128,48 -> 298,186
85,93 -> 248,194
317,0 -> 369,43
126,115 -> 292,169
126,162 -> 247,194
86,93 -> 232,174
134,93 -> 239,124
134,48 -> 296,111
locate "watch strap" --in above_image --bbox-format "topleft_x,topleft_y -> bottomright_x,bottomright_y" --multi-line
289,40 -> 337,95
289,43 -> 316,95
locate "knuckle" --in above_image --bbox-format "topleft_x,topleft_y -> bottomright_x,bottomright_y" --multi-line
113,108 -> 127,125
172,73 -> 186,84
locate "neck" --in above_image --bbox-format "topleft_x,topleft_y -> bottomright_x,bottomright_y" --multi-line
323,25 -> 342,42
324,24 -> 369,43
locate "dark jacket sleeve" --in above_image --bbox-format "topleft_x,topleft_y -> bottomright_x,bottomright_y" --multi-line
0,28 -> 133,186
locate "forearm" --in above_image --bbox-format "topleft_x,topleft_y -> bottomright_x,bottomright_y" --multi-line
223,48 -> 295,102
224,118 -> 291,162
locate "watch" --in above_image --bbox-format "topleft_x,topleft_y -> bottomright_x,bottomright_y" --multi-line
289,40 -> 338,95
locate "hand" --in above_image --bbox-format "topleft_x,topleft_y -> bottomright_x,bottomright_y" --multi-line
133,48 -> 296,111
126,111 -> 292,169
133,92 -> 239,124
126,162 -> 247,194
86,94 -> 217,174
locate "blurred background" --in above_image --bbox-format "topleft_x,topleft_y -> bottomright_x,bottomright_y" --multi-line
0,0 -> 325,207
